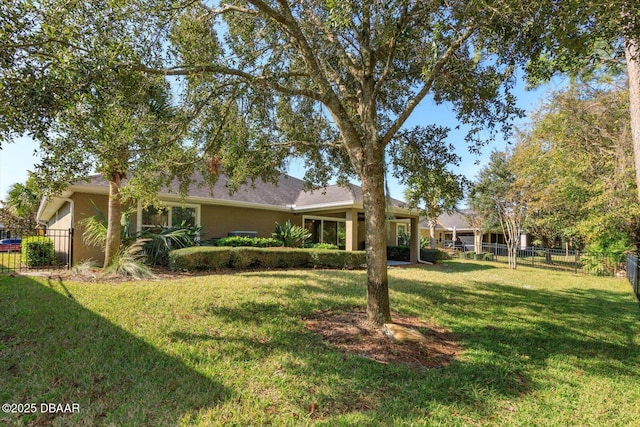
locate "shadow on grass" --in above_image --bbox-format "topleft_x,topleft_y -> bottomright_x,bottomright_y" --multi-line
222,267 -> 640,423
0,274 -> 229,426
3,266 -> 638,425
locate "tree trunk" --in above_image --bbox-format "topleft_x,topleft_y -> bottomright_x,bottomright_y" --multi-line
104,175 -> 123,268
624,36 -> 640,202
360,154 -> 392,327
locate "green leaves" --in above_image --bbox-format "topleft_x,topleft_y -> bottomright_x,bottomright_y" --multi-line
388,126 -> 467,220
273,220 -> 312,248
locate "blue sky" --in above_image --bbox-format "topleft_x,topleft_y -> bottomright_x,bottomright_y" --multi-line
0,75 -> 566,204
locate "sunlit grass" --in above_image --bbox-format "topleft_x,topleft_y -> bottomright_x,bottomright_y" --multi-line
0,252 -> 20,271
1,260 -> 638,426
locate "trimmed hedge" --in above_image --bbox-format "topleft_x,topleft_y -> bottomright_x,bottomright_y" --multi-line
210,236 -> 283,248
169,247 -> 366,271
461,251 -> 495,261
21,236 -> 56,267
387,246 -> 448,263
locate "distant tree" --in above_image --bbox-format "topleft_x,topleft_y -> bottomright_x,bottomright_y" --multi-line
3,176 -> 41,229
523,1 -> 640,201
391,126 -> 467,226
512,82 -> 640,251
469,150 -> 526,269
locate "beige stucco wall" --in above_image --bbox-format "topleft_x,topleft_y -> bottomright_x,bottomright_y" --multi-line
71,192 -> 110,265
199,204 -> 298,240
47,202 -> 73,231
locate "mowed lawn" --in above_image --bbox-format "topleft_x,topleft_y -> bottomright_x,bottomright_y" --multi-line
1,260 -> 639,426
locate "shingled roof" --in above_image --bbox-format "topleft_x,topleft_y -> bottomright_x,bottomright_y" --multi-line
43,170 -> 409,212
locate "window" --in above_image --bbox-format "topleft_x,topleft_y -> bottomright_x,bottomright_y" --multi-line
396,223 -> 409,246
140,204 -> 199,231
171,206 -> 196,227
303,216 -> 346,249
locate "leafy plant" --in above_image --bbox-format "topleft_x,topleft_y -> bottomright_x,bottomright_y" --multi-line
102,240 -> 154,279
80,202 -> 134,249
21,236 -> 56,267
214,236 -> 282,248
139,222 -> 202,266
272,220 -> 311,248
81,206 -> 200,269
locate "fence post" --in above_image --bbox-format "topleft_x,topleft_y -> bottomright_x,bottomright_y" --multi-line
575,250 -> 579,275
531,247 -> 534,267
68,228 -> 74,269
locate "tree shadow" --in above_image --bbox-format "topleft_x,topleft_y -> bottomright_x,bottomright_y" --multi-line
226,269 -> 639,423
3,268 -> 637,425
0,274 -> 229,426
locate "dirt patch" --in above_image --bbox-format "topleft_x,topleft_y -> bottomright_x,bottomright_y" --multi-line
304,310 -> 462,369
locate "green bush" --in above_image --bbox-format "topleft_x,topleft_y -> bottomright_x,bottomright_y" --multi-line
304,242 -> 339,250
481,252 -> 495,261
139,223 -> 202,266
387,246 -> 447,263
387,245 -> 410,261
461,251 -> 474,259
214,236 -> 283,248
21,236 -> 56,267
169,247 -> 366,271
420,248 -> 449,263
272,220 -> 311,248
169,247 -> 232,271
309,250 -> 366,269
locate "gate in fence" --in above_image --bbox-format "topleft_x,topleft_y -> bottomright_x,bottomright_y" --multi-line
0,228 -> 73,273
626,254 -> 640,303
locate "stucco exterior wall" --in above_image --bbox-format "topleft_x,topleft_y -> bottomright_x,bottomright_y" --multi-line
47,202 -> 73,231
199,204 -> 298,240
72,193 -> 110,265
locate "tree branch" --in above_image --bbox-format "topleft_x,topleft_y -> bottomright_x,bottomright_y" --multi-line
125,62 -> 322,100
380,25 -> 476,147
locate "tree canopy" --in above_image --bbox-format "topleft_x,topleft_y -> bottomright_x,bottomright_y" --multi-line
512,81 -> 640,252
2,0 -> 551,325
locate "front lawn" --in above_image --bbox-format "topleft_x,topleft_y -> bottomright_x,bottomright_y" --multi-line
1,260 -> 638,425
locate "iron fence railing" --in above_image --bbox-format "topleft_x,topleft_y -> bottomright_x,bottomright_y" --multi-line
456,242 -> 626,277
626,254 -> 640,303
0,228 -> 73,273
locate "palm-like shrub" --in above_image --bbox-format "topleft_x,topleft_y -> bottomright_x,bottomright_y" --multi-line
273,220 -> 311,248
139,222 -> 202,266
102,240 -> 154,279
81,205 -> 201,270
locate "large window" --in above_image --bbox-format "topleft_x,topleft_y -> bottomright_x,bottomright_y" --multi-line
304,216 -> 346,249
140,204 -> 198,231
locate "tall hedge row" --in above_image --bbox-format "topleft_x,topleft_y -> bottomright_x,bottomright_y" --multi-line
169,247 -> 367,271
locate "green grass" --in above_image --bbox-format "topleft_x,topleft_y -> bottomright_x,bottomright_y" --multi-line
1,260 -> 639,426
0,252 -> 20,271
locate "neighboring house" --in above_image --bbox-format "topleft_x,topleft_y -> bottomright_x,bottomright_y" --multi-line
419,209 -> 508,252
37,171 -> 421,266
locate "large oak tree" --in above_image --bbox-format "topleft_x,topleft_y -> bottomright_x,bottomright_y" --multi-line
142,0 -> 536,325
2,0 -> 544,325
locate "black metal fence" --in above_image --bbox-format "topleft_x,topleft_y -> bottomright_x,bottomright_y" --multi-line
626,254 -> 640,303
0,228 -> 73,273
468,242 -> 626,277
